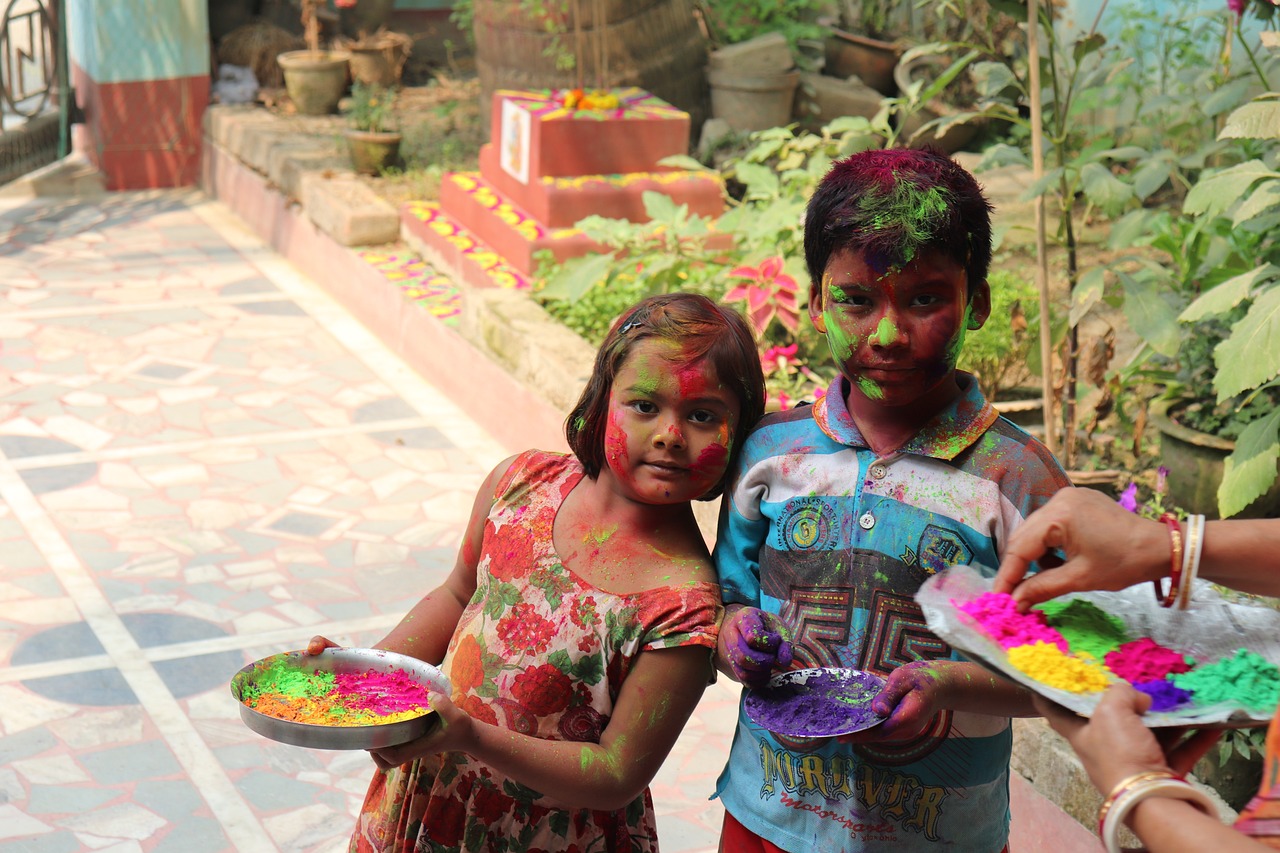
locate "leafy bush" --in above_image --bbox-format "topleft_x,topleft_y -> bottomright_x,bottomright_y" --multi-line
958,269 -> 1038,400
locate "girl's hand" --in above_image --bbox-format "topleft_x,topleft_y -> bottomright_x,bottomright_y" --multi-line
841,661 -> 950,744
718,606 -> 793,689
306,635 -> 339,655
367,690 -> 474,771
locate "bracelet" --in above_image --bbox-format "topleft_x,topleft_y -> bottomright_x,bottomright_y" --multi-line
1154,513 -> 1184,608
1096,770 -> 1178,835
1177,514 -> 1206,610
1100,776 -> 1217,853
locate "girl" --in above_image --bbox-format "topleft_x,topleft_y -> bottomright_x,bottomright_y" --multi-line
311,292 -> 765,853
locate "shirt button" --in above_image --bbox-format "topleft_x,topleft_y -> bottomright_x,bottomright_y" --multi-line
870,465 -> 887,480
859,512 -> 876,530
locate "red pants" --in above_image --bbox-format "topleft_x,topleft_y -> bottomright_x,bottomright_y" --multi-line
719,809 -> 1011,853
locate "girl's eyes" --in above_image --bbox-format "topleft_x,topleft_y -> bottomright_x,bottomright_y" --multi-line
689,409 -> 717,425
626,400 -> 721,425
631,400 -> 658,414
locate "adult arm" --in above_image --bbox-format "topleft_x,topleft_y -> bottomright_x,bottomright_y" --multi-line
370,644 -> 713,811
309,455 -> 517,663
993,488 -> 1280,608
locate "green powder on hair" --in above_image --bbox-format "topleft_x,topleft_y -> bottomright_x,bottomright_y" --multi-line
1035,598 -> 1128,661
1171,648 -> 1280,711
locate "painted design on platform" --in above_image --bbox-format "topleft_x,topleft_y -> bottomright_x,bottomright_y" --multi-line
447,173 -> 584,243
358,248 -> 462,324
402,202 -> 533,291
496,87 -> 687,122
544,170 -> 723,190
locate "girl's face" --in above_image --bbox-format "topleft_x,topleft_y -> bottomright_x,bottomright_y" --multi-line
601,338 -> 740,506
809,246 -> 990,412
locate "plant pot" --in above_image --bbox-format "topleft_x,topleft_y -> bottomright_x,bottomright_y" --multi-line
347,44 -> 406,87
278,49 -> 351,116
1149,398 -> 1280,519
824,29 -> 900,96
707,67 -> 801,133
338,0 -> 394,38
345,128 -> 402,175
894,52 -> 982,153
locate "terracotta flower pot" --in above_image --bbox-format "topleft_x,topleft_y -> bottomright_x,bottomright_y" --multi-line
278,50 -> 351,116
824,29 -> 900,96
345,128 -> 401,175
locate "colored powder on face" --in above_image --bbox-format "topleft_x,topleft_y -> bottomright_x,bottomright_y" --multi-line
955,592 -> 1069,651
1036,598 -> 1129,661
745,670 -> 884,736
1007,641 -> 1111,692
1133,679 -> 1194,712
241,658 -> 432,726
1170,648 -> 1280,711
1104,637 -> 1194,684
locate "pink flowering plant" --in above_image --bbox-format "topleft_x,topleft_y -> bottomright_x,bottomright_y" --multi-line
1116,466 -> 1184,521
722,256 -> 801,338
759,343 -> 829,412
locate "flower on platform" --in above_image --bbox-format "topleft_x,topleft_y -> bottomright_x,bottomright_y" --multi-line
1118,482 -> 1140,513
562,89 -> 620,110
723,256 -> 800,337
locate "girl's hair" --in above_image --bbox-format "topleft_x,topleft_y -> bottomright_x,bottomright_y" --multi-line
803,147 -> 993,295
565,292 -> 765,500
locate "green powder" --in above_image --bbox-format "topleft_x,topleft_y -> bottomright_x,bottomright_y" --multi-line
1035,598 -> 1128,661
241,657 -> 335,701
1171,648 -> 1280,711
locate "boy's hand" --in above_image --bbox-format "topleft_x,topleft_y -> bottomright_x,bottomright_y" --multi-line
368,690 -> 466,770
718,606 -> 793,689
306,635 -> 339,655
841,661 -> 951,744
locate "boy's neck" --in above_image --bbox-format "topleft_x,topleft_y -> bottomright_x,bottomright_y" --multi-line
844,373 -> 965,456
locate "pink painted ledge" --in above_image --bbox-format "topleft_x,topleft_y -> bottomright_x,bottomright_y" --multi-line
200,139 -> 567,456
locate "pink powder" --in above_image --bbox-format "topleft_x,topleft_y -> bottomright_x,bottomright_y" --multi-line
955,592 -> 1068,652
333,669 -> 432,715
1104,638 -> 1193,684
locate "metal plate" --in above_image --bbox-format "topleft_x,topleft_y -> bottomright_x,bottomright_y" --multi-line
744,667 -> 888,738
231,647 -> 450,750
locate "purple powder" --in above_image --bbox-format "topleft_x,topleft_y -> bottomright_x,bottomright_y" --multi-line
1133,679 -> 1194,712
745,669 -> 886,737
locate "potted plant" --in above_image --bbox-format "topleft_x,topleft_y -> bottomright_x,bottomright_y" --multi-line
277,0 -> 354,115
344,80 -> 401,175
336,27 -> 413,87
824,0 -> 911,95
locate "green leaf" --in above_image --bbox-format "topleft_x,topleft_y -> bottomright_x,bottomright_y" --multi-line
573,652 -> 604,684
657,154 -> 709,171
538,252 -> 616,302
1234,179 -> 1280,227
918,50 -> 981,107
1214,287 -> 1280,401
1131,157 -> 1173,201
1220,98 -> 1280,140
1184,161 -> 1278,219
1201,78 -> 1255,119
825,115 -> 874,135
1018,167 -> 1065,203
976,143 -> 1029,172
642,190 -> 680,224
1181,265 -> 1278,322
1080,162 -> 1133,216
1108,209 -> 1157,250
970,61 -> 1018,99
1219,408 -> 1280,517
1070,267 -> 1106,327
736,162 -> 781,200
1117,269 -> 1181,357
1072,32 -> 1106,63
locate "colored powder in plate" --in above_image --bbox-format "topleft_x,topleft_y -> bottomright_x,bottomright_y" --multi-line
242,658 -> 431,726
249,693 -> 426,726
1171,648 -> 1280,711
1036,598 -> 1128,661
1133,679 -> 1194,712
241,656 -> 336,701
1007,641 -> 1111,692
1105,638 -> 1194,684
333,670 -> 431,714
746,670 -> 883,736
955,592 -> 1069,652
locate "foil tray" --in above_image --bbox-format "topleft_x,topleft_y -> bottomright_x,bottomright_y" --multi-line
917,565 -> 1280,728
231,647 -> 450,750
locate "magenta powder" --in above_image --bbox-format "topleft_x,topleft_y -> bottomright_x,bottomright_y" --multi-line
955,592 -> 1068,652
1133,679 -> 1193,712
333,669 -> 432,714
746,670 -> 885,736
1105,638 -> 1194,684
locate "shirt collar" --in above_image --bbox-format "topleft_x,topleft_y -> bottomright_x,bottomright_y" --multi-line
813,371 -> 998,461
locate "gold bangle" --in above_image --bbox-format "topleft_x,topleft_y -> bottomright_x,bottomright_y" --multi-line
1096,770 -> 1179,835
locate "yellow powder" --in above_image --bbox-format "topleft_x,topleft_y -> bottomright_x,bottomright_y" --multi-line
1008,641 -> 1111,693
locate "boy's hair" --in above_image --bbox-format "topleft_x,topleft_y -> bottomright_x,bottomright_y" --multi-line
803,147 -> 993,295
565,292 -> 765,500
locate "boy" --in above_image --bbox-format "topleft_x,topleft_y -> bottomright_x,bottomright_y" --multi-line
712,148 -> 1072,853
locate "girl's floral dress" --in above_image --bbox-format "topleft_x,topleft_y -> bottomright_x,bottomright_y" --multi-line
351,450 -> 721,853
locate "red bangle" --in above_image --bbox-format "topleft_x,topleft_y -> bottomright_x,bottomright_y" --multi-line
1153,513 -> 1183,608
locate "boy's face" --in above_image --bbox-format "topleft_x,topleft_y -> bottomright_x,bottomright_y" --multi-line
809,246 -> 990,412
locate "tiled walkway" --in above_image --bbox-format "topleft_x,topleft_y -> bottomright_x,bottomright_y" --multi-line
0,191 -> 737,852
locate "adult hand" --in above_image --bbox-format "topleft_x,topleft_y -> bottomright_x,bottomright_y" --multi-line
718,606 -> 793,689
306,635 -> 340,655
993,489 -> 1167,611
368,689 -> 467,770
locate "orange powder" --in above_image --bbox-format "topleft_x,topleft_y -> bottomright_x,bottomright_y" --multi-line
1007,641 -> 1111,693
248,693 -> 427,726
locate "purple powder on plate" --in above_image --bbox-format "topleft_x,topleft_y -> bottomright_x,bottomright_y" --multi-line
745,669 -> 886,737
1133,679 -> 1193,712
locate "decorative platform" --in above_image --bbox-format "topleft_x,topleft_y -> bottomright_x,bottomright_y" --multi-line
401,200 -> 534,294
434,87 -> 727,279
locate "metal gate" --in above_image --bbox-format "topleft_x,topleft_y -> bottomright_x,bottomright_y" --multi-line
0,0 -> 67,186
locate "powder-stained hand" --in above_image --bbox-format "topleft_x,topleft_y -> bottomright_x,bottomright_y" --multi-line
719,606 -> 794,689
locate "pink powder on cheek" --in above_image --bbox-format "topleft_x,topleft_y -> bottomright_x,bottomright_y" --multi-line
955,592 -> 1069,652
693,442 -> 728,474
603,412 -> 631,470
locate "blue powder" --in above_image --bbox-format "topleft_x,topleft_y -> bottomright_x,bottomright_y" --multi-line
1133,679 -> 1193,712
